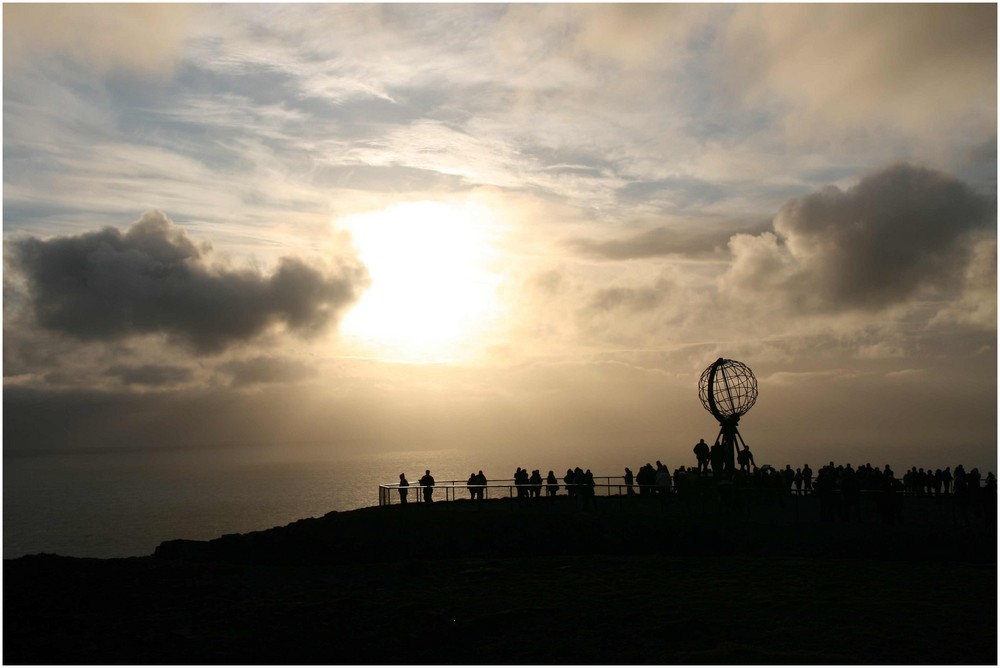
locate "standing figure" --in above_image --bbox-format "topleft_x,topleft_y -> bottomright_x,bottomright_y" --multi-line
655,463 -> 672,505
582,469 -> 597,510
564,468 -> 576,498
546,470 -> 559,497
514,467 -> 530,504
529,469 -> 543,500
693,439 -> 711,474
782,464 -> 794,494
474,470 -> 487,501
624,467 -> 635,496
419,469 -> 435,503
709,442 -> 724,478
398,473 -> 410,505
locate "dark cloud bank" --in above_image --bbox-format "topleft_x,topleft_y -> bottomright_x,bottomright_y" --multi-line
218,355 -> 319,387
7,211 -> 369,353
773,163 -> 995,311
573,164 -> 994,318
104,363 -> 195,387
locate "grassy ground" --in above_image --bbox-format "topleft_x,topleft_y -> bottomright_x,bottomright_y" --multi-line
5,494 -> 996,664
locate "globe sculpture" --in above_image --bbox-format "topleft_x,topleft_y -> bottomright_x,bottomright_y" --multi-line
698,358 -> 758,477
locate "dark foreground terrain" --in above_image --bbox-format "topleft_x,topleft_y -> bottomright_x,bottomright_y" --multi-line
5,494 -> 996,664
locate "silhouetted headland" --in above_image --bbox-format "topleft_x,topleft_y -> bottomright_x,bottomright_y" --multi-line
5,488 -> 996,664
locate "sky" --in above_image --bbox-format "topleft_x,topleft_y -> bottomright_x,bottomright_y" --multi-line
3,3 -> 997,475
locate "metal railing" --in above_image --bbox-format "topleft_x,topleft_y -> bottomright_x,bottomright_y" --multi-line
380,478 -> 644,506
378,476 -> 988,507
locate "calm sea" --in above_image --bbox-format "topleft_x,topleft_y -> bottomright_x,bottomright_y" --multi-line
4,447 -> 614,559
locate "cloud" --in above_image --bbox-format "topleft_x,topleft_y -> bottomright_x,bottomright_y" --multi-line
218,355 -> 319,387
568,219 -> 772,260
3,4 -> 196,77
519,163 -> 995,362
8,211 -> 369,354
718,5 -> 996,142
585,280 -> 671,314
722,163 -> 994,313
105,364 -> 195,388
929,236 -> 998,331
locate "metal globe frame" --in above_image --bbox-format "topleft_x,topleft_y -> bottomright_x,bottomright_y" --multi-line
698,358 -> 758,477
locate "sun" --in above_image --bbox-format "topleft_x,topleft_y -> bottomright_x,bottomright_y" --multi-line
336,200 -> 504,363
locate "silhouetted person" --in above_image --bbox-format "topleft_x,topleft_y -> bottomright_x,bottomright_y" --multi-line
564,468 -> 576,498
985,473 -> 997,528
941,467 -> 952,494
737,445 -> 755,473
782,464 -> 794,494
814,465 -> 836,521
474,470 -> 487,501
709,442 -> 724,478
953,465 -> 971,525
624,467 -> 635,496
529,469 -> 543,501
840,464 -> 861,522
419,469 -> 435,503
398,473 -> 410,505
793,468 -> 803,495
918,467 -> 928,496
637,463 -> 655,497
514,467 -> 530,504
969,468 -> 983,518
693,438 -> 710,473
467,473 -> 477,500
673,466 -> 693,512
802,464 -> 813,493
581,469 -> 597,510
655,463 -> 672,506
546,470 -> 559,497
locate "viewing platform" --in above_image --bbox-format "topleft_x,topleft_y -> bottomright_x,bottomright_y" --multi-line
378,476 -> 632,506
377,474 -> 992,524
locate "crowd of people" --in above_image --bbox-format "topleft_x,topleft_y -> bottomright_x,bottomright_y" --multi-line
395,440 -> 996,524
505,467 -> 601,509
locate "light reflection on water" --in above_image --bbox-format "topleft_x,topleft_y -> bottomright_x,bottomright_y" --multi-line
4,447 -> 625,559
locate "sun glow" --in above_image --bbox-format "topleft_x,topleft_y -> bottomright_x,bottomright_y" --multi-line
337,200 -> 504,362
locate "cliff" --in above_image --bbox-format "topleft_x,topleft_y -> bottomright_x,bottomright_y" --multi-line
5,495 -> 996,664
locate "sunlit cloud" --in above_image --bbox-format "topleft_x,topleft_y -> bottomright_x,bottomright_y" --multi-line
716,5 -> 997,165
3,4 -> 196,76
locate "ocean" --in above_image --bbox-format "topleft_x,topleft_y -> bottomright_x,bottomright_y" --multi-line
4,447 -> 623,559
